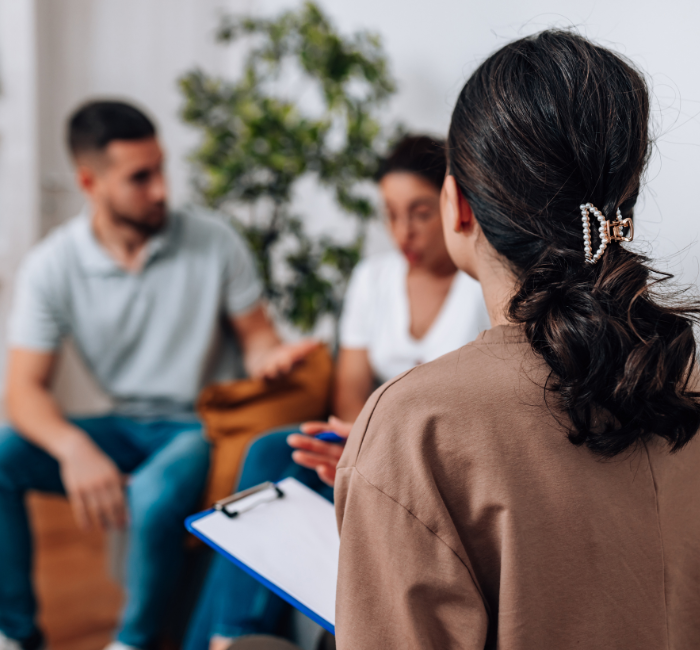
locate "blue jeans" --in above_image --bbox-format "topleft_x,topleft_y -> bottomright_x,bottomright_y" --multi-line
183,429 -> 333,650
0,415 -> 210,650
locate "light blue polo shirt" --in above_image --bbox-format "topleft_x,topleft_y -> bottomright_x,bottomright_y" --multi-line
8,207 -> 263,419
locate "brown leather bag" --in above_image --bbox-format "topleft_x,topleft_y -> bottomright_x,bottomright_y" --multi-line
197,345 -> 333,507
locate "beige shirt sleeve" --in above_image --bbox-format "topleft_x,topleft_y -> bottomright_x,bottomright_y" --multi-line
335,464 -> 489,650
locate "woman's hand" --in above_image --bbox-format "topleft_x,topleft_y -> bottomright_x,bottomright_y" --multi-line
288,416 -> 353,487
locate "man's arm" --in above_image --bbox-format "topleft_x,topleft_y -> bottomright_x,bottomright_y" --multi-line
230,303 -> 319,379
5,348 -> 126,530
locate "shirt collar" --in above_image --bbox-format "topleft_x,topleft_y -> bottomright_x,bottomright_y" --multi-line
74,209 -> 178,276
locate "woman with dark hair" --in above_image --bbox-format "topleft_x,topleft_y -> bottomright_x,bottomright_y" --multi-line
291,135 -> 490,481
184,135 -> 488,650
304,135 -> 489,447
333,31 -> 700,649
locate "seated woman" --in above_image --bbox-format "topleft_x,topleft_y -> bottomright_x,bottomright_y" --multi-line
331,31 -> 700,649
183,134 -> 490,650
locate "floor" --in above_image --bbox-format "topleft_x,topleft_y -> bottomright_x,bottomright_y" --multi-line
28,493 -> 123,650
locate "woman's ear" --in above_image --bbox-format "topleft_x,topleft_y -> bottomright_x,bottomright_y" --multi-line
441,175 -> 482,280
440,175 -> 459,233
457,186 -> 476,233
441,175 -> 475,234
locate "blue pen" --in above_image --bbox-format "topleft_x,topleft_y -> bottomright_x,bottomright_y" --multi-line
313,431 -> 347,445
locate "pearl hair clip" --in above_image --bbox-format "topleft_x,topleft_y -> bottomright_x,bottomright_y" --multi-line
580,203 -> 634,264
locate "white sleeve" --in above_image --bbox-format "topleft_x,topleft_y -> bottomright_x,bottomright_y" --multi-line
220,223 -> 265,316
339,259 -> 374,349
7,251 -> 68,351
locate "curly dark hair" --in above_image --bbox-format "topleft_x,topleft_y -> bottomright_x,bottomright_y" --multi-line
377,135 -> 446,191
447,30 -> 700,457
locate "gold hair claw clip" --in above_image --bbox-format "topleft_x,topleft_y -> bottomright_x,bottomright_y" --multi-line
580,203 -> 634,265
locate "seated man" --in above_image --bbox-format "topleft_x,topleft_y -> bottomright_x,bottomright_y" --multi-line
0,100 -> 314,650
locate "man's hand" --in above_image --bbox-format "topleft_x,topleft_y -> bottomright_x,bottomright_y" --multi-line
288,416 -> 353,487
231,303 -> 320,380
257,339 -> 320,380
57,436 -> 127,531
5,348 -> 127,531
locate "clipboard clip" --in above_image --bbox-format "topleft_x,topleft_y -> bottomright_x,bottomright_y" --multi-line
214,481 -> 285,519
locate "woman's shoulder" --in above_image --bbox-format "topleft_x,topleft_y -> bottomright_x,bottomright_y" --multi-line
384,326 -> 530,404
379,324 -> 530,394
337,326 -> 546,534
341,325 -> 538,466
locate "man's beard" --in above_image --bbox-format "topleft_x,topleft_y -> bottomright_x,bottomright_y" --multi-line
108,201 -> 167,237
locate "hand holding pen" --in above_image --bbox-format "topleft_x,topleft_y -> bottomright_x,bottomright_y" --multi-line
287,416 -> 352,487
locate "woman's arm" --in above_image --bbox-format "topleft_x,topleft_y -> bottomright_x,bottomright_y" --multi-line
287,347 -> 373,486
333,348 -> 374,422
334,467 -> 489,649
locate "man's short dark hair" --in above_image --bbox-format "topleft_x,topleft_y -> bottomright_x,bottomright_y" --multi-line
67,100 -> 156,160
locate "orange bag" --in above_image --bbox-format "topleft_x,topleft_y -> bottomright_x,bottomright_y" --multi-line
197,345 -> 333,507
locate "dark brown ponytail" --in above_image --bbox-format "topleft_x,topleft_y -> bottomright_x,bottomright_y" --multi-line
448,30 -> 700,456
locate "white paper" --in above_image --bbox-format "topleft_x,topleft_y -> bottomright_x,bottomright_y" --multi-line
191,477 -> 339,626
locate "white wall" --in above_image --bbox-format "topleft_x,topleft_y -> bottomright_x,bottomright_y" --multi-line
301,0 -> 700,277
0,0 -> 40,398
35,0 -> 254,232
1,0 -> 699,409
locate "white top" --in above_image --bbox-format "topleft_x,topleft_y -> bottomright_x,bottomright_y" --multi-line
8,207 -> 263,418
339,251 -> 490,384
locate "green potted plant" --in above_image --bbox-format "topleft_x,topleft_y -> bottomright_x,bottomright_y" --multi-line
180,1 -> 397,332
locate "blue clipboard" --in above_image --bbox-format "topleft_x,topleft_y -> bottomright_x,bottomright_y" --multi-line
185,479 -> 337,635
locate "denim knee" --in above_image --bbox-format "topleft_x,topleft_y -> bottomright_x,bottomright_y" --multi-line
0,427 -> 36,492
246,430 -> 296,466
128,432 -> 210,534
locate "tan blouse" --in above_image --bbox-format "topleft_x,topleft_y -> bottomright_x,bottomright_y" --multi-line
334,325 -> 700,649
